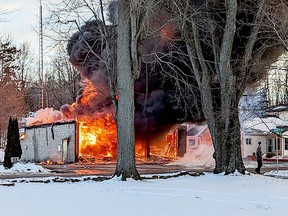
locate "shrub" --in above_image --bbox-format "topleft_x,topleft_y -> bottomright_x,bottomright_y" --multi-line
265,152 -> 275,158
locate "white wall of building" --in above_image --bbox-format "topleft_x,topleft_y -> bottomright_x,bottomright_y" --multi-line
20,121 -> 76,163
242,135 -> 267,158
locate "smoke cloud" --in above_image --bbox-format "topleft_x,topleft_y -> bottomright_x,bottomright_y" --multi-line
65,10 -> 202,137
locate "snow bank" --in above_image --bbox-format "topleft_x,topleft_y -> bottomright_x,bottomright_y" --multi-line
0,163 -> 50,174
170,144 -> 215,169
265,170 -> 288,178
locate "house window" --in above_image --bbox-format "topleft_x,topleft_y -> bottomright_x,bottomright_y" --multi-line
245,138 -> 252,145
285,138 -> 288,151
189,139 -> 196,147
268,139 -> 273,153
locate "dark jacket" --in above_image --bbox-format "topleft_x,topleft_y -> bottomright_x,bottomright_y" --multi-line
256,146 -> 262,161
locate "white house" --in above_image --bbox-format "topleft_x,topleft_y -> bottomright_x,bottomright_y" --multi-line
242,117 -> 288,158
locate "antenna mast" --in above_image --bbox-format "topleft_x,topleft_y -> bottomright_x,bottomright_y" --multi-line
39,0 -> 44,109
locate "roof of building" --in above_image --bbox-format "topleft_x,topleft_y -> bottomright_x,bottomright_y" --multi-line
25,120 -> 76,130
267,105 -> 288,112
187,125 -> 206,136
243,117 -> 288,135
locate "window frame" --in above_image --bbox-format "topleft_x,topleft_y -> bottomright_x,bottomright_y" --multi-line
188,139 -> 196,147
285,138 -> 288,151
245,138 -> 252,145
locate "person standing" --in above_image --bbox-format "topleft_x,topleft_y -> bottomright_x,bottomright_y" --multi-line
255,142 -> 263,174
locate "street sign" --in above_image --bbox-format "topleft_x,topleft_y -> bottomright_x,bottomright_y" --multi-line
271,128 -> 283,135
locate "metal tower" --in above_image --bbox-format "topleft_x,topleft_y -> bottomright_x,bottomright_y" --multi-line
39,0 -> 44,109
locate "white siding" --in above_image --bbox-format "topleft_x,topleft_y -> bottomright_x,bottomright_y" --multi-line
20,122 -> 76,163
242,135 -> 267,158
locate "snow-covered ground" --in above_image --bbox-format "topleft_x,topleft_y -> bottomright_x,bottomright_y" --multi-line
0,149 -> 50,174
0,147 -> 288,216
0,162 -> 50,174
0,172 -> 288,216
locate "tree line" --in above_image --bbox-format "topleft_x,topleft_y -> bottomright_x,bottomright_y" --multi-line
0,35 -> 78,148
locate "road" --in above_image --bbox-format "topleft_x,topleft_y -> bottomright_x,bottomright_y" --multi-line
0,160 -> 287,180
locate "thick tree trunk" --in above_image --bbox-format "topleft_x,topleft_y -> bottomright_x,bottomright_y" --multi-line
207,104 -> 246,175
114,0 -> 140,181
187,0 -> 245,174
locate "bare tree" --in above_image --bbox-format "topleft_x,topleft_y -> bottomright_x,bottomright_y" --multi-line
48,0 -> 177,180
0,35 -> 19,79
47,0 -> 151,180
114,0 -> 142,180
14,42 -> 36,91
0,67 -> 27,148
164,0 -> 288,174
44,45 -> 79,109
265,55 -> 288,107
0,12 -> 37,149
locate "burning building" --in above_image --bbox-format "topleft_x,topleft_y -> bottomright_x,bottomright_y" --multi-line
19,7 -> 203,164
20,108 -> 187,164
20,120 -> 77,164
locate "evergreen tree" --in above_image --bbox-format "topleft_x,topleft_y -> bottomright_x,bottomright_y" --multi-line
3,117 -> 22,169
3,117 -> 13,168
11,118 -> 22,158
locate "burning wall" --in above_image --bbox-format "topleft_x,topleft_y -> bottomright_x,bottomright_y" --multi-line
24,104 -> 182,163
23,109 -> 181,163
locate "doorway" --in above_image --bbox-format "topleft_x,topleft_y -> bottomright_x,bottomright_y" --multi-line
62,138 -> 68,162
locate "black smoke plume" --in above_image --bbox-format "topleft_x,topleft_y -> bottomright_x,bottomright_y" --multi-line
64,11 -> 203,138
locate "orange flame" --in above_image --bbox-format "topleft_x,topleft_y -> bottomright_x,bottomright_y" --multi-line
78,112 -> 117,161
160,23 -> 178,41
79,81 -> 98,106
31,79 -> 179,163
20,134 -> 25,140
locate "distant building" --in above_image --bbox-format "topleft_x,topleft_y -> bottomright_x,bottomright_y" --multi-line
267,105 -> 288,119
242,117 -> 288,158
186,123 -> 213,156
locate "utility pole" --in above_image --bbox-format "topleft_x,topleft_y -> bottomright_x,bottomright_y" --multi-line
39,0 -> 44,109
